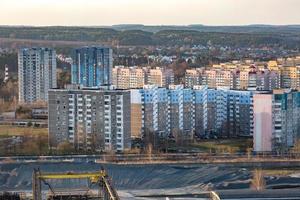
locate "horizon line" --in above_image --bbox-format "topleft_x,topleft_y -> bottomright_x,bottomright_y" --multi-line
0,23 -> 300,27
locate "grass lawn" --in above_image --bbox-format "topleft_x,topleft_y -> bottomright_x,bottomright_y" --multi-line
0,125 -> 48,138
191,138 -> 253,153
0,125 -> 49,156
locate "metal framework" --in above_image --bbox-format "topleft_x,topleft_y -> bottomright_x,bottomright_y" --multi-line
32,168 -> 120,200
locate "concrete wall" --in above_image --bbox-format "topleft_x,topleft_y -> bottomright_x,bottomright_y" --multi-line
253,94 -> 273,152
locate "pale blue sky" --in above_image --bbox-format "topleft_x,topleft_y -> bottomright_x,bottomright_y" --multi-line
1,0 -> 300,26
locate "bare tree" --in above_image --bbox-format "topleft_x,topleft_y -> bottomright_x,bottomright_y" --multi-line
251,169 -> 265,191
146,143 -> 153,162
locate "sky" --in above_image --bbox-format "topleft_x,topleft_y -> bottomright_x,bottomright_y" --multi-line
1,0 -> 300,26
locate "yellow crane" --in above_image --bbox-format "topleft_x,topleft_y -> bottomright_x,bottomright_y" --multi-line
32,168 -> 120,200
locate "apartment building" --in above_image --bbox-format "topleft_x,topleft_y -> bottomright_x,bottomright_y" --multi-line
185,65 -> 282,91
112,67 -> 130,89
18,47 -> 57,103
131,85 -> 193,139
112,66 -> 174,89
71,47 -> 113,87
131,85 -> 253,139
184,69 -> 202,88
112,66 -> 146,89
227,90 -> 253,137
139,85 -> 170,137
202,70 -> 217,88
253,89 -> 300,152
194,86 -> 207,137
280,66 -> 299,89
48,88 -> 131,152
130,90 -> 143,139
147,68 -> 174,87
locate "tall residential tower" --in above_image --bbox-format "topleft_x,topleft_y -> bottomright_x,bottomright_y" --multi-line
72,47 -> 113,87
18,48 -> 57,103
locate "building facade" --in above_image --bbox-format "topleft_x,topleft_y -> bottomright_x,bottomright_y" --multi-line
253,89 -> 300,152
18,48 -> 57,103
112,66 -> 146,89
131,85 -> 253,139
113,66 -> 174,89
184,65 -> 285,91
185,69 -> 202,88
72,47 -> 113,87
48,88 -> 131,152
148,68 -> 174,87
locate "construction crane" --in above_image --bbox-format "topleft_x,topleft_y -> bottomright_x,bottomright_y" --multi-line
32,168 -> 120,200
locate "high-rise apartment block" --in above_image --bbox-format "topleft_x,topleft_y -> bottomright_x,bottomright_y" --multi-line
131,85 -> 253,139
48,88 -> 131,152
18,48 -> 57,103
253,89 -> 300,152
72,47 -> 113,87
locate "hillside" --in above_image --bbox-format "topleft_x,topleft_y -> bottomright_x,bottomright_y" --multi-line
0,25 -> 299,48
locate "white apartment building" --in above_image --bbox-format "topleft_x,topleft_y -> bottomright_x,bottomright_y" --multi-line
18,48 -> 57,103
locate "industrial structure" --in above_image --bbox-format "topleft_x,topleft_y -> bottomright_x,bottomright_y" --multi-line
32,168 -> 120,200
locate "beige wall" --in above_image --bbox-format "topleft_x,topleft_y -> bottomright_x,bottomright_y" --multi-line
131,103 -> 143,138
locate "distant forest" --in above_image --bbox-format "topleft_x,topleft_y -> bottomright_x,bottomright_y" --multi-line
0,25 -> 299,48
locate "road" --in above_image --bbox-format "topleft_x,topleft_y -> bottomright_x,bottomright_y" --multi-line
2,153 -> 300,166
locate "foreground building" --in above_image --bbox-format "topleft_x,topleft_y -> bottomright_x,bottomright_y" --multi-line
48,87 -> 131,152
253,89 -> 300,152
18,48 -> 57,103
72,47 -> 113,87
131,85 -> 253,139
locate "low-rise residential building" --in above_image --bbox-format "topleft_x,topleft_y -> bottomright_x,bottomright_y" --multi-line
184,62 -> 300,91
112,66 -> 174,89
112,66 -> 146,89
148,67 -> 174,87
184,69 -> 202,88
